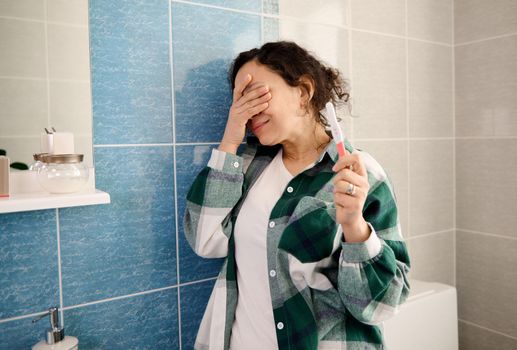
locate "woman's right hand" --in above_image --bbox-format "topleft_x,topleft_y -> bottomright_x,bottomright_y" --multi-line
219,74 -> 271,154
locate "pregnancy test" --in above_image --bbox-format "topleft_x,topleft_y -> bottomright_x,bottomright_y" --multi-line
325,102 -> 346,158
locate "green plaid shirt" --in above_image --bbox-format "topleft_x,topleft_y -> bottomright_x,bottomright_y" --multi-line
184,136 -> 411,350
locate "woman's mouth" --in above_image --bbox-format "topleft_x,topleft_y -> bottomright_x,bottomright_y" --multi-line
252,120 -> 269,133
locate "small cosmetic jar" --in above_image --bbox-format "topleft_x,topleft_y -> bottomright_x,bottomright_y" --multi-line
37,154 -> 89,194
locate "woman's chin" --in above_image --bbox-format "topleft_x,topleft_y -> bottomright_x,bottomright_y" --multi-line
256,135 -> 277,146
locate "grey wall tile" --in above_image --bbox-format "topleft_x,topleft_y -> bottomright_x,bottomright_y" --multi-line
455,35 -> 517,137
350,0 -> 405,36
47,24 -> 90,81
408,231 -> 455,285
456,230 -> 517,338
408,40 -> 453,137
0,136 -> 41,167
47,0 -> 88,26
351,31 -> 407,139
0,210 -> 60,319
0,79 -> 48,136
0,18 -> 46,77
456,139 -> 517,239
408,0 -> 452,44
455,0 -> 517,44
276,0 -> 347,27
0,0 -> 44,20
459,320 -> 517,350
275,18 -> 350,83
409,139 -> 454,236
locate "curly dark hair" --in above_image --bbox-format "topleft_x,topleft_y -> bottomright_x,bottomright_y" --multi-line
228,41 -> 350,127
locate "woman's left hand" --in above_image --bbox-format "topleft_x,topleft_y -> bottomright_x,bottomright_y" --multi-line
332,150 -> 370,240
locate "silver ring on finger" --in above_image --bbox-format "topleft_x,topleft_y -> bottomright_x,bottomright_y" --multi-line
345,183 -> 356,196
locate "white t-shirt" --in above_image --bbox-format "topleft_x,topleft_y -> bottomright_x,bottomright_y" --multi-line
230,148 -> 293,350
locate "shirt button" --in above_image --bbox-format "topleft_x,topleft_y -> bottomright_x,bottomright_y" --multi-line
233,161 -> 239,168
269,270 -> 276,277
277,322 -> 284,330
269,221 -> 275,228
286,186 -> 293,193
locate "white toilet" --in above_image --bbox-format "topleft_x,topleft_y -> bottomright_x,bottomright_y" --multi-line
382,279 -> 459,350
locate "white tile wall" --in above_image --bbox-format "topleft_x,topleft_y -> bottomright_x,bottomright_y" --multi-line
349,0 -> 405,36
408,0 -> 453,44
274,0 -> 455,288
454,0 -> 517,44
0,2 -> 92,167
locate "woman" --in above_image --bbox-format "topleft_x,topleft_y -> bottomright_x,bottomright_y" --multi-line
184,41 -> 411,350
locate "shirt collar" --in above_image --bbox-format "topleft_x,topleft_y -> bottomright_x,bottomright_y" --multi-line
247,135 -> 354,165
317,137 -> 354,164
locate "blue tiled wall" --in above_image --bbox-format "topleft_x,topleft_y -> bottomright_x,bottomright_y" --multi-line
1,1 -> 464,347
0,0 -> 275,349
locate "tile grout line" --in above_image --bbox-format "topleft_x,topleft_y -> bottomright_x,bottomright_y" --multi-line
0,15 -> 88,28
171,0 -> 453,47
90,135 -> 517,149
0,311 -> 53,324
93,143 -> 174,148
405,0 -> 411,244
178,276 -> 218,287
0,277 -> 219,324
172,0 -> 260,16
48,0 -> 65,325
58,286 -> 180,311
455,135 -> 517,139
345,0 -> 354,142
43,0 -> 50,131
66,276 -> 218,310
455,31 -> 517,47
456,228 -> 517,241
0,76 -> 89,83
168,0 -> 182,348
260,0 -> 264,44
458,319 -> 517,341
351,28 -> 452,47
56,209 -> 65,327
405,228 -> 455,241
355,136 -> 454,141
451,0 -> 457,288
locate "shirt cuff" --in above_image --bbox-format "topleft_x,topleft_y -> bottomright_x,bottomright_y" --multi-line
340,222 -> 383,263
207,148 -> 244,174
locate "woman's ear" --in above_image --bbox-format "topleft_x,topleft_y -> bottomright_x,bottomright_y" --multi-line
298,75 -> 315,108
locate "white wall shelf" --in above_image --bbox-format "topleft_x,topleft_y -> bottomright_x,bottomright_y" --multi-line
0,190 -> 110,214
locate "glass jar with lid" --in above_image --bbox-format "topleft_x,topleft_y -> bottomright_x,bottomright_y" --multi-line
37,154 -> 89,194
